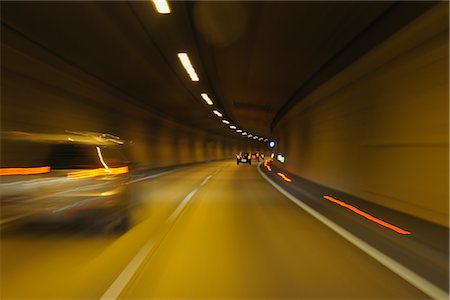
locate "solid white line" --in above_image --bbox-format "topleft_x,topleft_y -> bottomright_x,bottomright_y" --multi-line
0,212 -> 34,225
100,238 -> 156,300
256,163 -> 449,300
128,169 -> 176,184
200,175 -> 212,186
166,188 -> 198,224
101,186 -> 199,299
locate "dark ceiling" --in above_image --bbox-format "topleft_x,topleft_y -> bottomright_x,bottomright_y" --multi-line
1,1 -> 435,141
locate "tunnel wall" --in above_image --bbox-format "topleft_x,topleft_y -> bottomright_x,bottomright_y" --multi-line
273,3 -> 449,226
1,27 -> 249,169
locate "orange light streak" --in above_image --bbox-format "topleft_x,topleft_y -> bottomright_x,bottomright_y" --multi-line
323,196 -> 411,235
67,166 -> 128,179
277,172 -> 292,182
264,160 -> 272,172
0,166 -> 50,176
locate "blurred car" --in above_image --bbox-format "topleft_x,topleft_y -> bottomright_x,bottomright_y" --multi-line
253,152 -> 265,162
0,131 -> 134,233
236,152 -> 251,165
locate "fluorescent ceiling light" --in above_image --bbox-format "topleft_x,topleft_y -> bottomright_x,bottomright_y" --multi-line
242,132 -> 247,135
152,0 -> 171,14
213,110 -> 222,117
177,53 -> 199,81
222,120 -> 230,124
248,134 -> 253,137
258,138 -> 263,141
264,139 -> 268,142
236,129 -> 242,133
230,125 -> 236,129
253,136 -> 258,139
201,93 -> 213,105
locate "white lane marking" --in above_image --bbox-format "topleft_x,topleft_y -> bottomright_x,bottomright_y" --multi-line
128,169 -> 176,184
0,212 -> 34,225
129,165 -> 221,185
101,186 -> 200,299
200,175 -> 212,186
257,163 -> 449,300
200,168 -> 221,187
101,169 -> 222,299
166,188 -> 198,224
100,238 -> 156,300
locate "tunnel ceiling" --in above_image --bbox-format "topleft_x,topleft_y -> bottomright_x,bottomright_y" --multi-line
1,1 -> 435,141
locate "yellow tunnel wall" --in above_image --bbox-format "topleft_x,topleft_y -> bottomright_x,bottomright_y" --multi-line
1,27 -> 253,169
273,3 -> 449,226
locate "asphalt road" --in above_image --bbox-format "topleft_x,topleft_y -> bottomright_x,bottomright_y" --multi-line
1,161 -> 428,299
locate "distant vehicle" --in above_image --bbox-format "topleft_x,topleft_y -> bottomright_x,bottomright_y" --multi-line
236,152 -> 251,165
0,131 -> 134,234
253,152 -> 265,162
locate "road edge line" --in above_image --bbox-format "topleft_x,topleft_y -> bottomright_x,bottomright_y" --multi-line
257,163 -> 448,300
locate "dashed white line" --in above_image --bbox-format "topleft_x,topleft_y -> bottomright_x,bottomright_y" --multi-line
128,169 -> 176,184
101,187 -> 198,300
257,163 -> 449,300
200,175 -> 212,186
166,188 -> 198,224
100,237 -> 157,300
100,170 -> 218,299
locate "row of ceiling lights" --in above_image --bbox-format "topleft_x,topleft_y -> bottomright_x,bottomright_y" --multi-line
151,0 -> 268,143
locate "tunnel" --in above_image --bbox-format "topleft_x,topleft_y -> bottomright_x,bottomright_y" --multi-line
1,1 -> 448,299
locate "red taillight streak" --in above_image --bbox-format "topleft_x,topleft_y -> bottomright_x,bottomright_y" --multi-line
323,196 -> 411,235
264,160 -> 272,171
277,172 -> 292,182
0,166 -> 50,176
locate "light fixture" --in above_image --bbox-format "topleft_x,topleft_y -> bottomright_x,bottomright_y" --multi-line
201,93 -> 213,105
253,136 -> 258,139
236,129 -> 242,133
242,132 -> 247,135
152,0 -> 171,14
248,134 -> 253,137
213,110 -> 222,117
222,120 -> 230,124
259,138 -> 263,141
230,125 -> 236,129
264,139 -> 268,142
177,53 -> 199,81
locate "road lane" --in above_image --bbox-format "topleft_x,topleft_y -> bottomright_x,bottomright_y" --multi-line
0,162 -> 222,299
1,160 -> 428,299
122,161 -> 427,299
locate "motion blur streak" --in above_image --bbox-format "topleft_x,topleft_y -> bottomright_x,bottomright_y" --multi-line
0,166 -> 50,176
0,162 -> 428,299
277,172 -> 292,182
323,196 -> 411,235
67,167 -> 128,179
96,147 -> 110,170
263,160 -> 272,172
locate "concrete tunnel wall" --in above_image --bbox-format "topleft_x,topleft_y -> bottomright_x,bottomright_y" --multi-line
1,27 -> 258,169
272,3 -> 449,226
